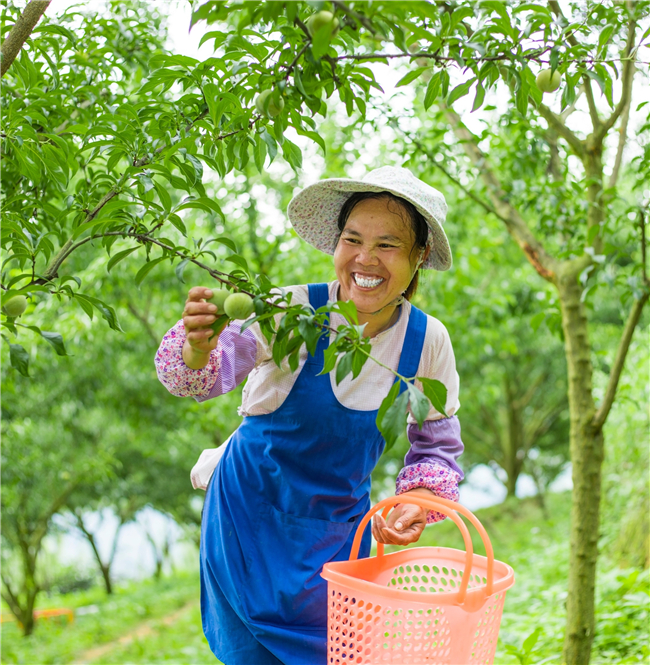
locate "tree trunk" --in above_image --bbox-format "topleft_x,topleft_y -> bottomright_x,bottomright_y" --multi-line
503,372 -> 524,497
17,541 -> 39,636
100,564 -> 113,595
557,263 -> 603,664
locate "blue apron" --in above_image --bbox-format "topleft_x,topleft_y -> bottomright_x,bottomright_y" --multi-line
200,283 -> 428,664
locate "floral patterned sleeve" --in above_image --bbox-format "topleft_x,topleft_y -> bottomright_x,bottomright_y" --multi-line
155,320 -> 258,402
154,320 -> 222,399
395,417 -> 464,523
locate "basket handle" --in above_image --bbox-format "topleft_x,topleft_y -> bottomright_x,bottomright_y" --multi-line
349,496 -> 494,602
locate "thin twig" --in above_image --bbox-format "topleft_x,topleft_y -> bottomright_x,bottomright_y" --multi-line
331,1 -> 377,35
283,43 -> 309,81
641,208 -> 647,284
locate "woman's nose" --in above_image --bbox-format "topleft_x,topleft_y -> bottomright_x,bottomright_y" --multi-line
356,244 -> 379,265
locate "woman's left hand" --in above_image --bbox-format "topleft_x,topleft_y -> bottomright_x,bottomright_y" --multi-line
371,488 -> 434,546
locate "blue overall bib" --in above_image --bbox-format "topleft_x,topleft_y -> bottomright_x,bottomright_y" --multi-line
200,283 -> 428,664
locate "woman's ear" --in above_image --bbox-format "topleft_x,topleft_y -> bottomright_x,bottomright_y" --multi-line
419,245 -> 431,267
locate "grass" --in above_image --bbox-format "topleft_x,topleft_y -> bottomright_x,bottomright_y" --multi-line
2,493 -> 647,664
0,573 -> 211,664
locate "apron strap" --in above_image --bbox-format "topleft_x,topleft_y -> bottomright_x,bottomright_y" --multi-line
395,304 -> 428,392
308,283 -> 330,361
307,283 -> 329,310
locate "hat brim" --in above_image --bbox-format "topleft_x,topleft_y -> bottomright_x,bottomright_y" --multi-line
287,177 -> 452,271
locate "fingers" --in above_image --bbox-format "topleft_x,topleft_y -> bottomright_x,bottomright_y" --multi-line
183,287 -> 222,351
372,506 -> 427,546
187,286 -> 214,302
183,287 -> 219,331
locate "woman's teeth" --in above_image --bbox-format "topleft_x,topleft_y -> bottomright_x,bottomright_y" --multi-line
354,274 -> 384,288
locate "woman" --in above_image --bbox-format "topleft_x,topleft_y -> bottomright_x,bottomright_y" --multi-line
155,166 -> 464,664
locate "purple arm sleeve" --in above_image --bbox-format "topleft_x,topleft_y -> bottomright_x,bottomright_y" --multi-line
404,417 -> 464,479
154,320 -> 257,402
201,322 -> 257,402
395,416 -> 464,523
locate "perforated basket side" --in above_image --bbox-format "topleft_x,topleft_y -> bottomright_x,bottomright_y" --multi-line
326,581 -> 508,665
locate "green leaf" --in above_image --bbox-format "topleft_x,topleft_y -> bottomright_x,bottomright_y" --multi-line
254,134 -> 267,173
225,254 -> 249,273
530,312 -> 546,332
175,258 -> 189,283
135,257 -> 166,288
447,78 -> 476,106
298,316 -> 322,356
154,180 -> 173,212
260,128 -> 278,163
107,246 -> 139,273
379,388 -> 409,453
406,383 -> 430,429
522,627 -> 542,654
471,81 -> 486,113
211,236 -> 237,252
7,340 -> 30,376
334,300 -> 359,325
319,341 -> 338,376
419,378 -> 448,417
311,25 -> 333,60
281,138 -> 303,170
39,330 -> 68,356
351,348 -> 367,379
423,72 -> 441,110
395,67 -> 428,88
377,381 -> 400,437
335,351 -> 354,384
516,78 -> 529,116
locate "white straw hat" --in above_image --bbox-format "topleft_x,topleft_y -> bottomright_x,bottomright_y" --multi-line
287,166 -> 451,271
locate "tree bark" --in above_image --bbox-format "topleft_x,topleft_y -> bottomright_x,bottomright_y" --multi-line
0,1 -> 51,77
557,262 -> 603,665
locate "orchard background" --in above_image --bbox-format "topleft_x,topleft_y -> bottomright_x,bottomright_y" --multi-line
1,1 -> 648,663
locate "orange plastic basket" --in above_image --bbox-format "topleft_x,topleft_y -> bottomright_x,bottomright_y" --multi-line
321,495 -> 515,665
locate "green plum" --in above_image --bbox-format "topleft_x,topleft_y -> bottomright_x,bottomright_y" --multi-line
255,90 -> 285,118
3,295 -> 27,317
536,69 -> 562,93
224,293 -> 255,320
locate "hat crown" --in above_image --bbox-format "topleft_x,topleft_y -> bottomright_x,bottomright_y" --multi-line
361,166 -> 447,226
286,166 -> 452,271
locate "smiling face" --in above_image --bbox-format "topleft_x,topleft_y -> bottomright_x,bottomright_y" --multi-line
334,197 -> 423,326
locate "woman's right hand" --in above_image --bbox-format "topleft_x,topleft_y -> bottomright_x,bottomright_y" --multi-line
182,286 -> 222,369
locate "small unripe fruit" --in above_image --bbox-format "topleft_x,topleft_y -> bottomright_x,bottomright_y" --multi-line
209,288 -> 230,311
224,293 -> 255,320
255,90 -> 285,118
536,69 -> 562,93
305,10 -> 339,38
3,296 -> 27,317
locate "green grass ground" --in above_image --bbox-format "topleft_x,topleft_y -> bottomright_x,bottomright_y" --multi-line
2,492 -> 647,664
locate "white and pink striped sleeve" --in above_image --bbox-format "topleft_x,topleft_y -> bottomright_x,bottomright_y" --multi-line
154,320 -> 257,402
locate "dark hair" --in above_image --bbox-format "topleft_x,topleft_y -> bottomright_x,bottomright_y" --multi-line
336,191 -> 429,300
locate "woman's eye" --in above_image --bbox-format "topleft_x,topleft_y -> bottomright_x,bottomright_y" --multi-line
379,244 -> 397,249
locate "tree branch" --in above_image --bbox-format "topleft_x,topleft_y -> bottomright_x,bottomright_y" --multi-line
547,0 -> 601,129
596,14 -> 637,143
607,90 -> 631,190
538,103 -> 585,158
443,108 -> 557,282
1,575 -> 22,619
581,77 -> 601,130
0,1 -> 51,78
331,1 -> 377,35
127,300 -> 159,345
30,480 -> 78,551
592,289 -> 649,430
